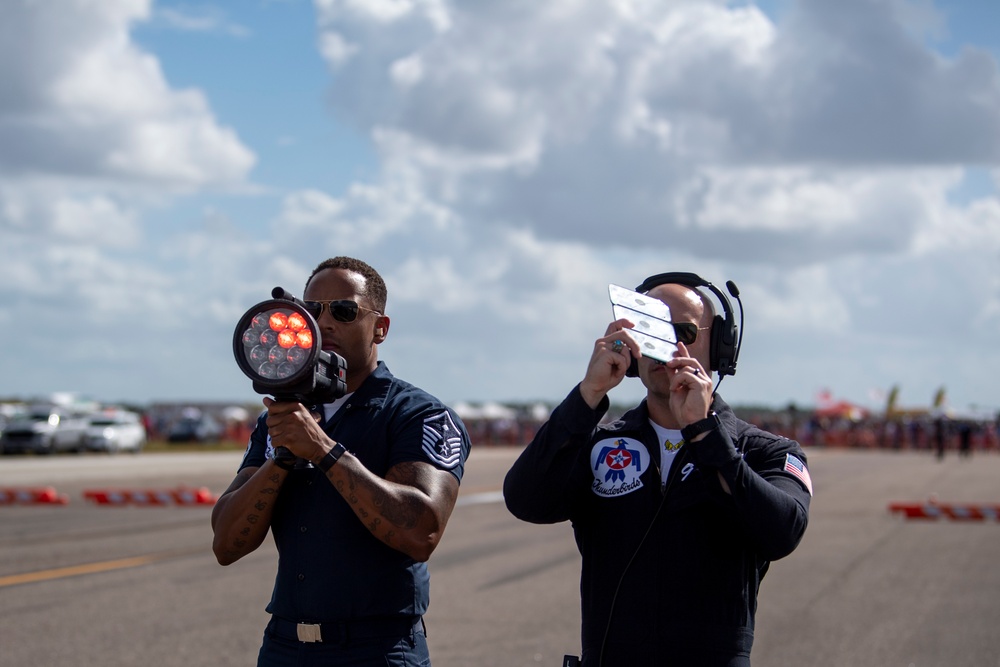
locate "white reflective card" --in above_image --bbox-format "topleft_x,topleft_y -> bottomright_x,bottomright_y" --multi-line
609,284 -> 678,364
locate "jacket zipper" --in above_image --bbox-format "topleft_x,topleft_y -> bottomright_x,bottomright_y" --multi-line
660,445 -> 693,496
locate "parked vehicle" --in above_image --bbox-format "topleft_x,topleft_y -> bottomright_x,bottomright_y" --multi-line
0,405 -> 90,454
167,415 -> 223,443
85,410 -> 147,453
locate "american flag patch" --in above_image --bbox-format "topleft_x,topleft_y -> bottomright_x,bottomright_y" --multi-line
422,411 -> 464,470
784,453 -> 813,496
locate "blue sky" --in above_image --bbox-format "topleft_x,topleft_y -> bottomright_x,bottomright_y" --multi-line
134,2 -> 376,193
2,0 -> 999,417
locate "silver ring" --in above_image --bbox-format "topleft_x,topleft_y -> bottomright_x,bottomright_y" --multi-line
611,340 -> 624,353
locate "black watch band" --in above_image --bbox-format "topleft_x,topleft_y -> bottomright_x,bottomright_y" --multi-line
681,412 -> 721,442
318,442 -> 347,473
272,446 -> 297,471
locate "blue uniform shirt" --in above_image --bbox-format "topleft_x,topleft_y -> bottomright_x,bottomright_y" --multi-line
239,361 -> 471,623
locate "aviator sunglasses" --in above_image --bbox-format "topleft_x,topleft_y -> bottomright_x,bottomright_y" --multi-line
304,299 -> 381,323
671,322 -> 710,345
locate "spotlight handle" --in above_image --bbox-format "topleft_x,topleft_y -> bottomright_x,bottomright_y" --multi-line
271,286 -> 305,307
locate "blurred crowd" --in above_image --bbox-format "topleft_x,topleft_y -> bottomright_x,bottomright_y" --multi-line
744,411 -> 1000,454
451,404 -> 1000,456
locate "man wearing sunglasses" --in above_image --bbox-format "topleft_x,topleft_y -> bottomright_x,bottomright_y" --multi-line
504,274 -> 811,667
212,256 -> 471,666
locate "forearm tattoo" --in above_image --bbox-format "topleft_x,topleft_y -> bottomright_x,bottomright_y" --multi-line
371,467 -> 421,530
219,469 -> 281,562
336,462 -> 425,546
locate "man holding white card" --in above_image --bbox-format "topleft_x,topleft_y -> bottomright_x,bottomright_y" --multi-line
504,272 -> 812,667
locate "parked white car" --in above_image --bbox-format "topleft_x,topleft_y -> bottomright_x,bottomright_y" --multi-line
85,410 -> 147,453
0,405 -> 91,455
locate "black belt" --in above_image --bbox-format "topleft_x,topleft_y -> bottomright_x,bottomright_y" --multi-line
267,615 -> 424,644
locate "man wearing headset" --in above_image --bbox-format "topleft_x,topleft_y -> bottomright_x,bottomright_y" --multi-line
213,256 -> 471,666
504,273 -> 811,667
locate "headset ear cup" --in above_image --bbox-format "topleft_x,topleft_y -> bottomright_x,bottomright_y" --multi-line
708,314 -> 725,372
724,322 -> 739,376
712,316 -> 738,377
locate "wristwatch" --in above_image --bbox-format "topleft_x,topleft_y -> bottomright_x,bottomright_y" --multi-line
272,446 -> 297,471
681,412 -> 721,442
318,442 -> 347,473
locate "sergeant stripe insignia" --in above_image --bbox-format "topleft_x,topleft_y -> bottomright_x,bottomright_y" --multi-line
422,411 -> 463,469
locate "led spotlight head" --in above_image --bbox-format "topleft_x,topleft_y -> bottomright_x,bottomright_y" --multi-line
233,287 -> 347,404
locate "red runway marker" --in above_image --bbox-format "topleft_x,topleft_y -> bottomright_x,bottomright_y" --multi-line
889,500 -> 1000,521
83,487 -> 218,507
0,487 -> 70,506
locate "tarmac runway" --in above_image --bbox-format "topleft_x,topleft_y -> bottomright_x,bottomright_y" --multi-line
1,446 -> 999,666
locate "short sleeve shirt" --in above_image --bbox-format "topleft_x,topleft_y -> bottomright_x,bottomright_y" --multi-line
239,361 -> 471,622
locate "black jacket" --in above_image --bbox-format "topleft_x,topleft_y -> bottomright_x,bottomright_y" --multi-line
504,386 -> 811,666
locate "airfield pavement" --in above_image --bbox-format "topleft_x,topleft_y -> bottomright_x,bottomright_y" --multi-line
1,445 -> 999,666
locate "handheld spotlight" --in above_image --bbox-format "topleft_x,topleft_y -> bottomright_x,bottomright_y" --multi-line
233,287 -> 347,404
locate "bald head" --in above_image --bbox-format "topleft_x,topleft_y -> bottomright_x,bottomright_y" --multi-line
646,283 -> 715,328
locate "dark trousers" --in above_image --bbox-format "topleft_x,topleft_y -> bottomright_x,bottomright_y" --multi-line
257,616 -> 430,666
582,644 -> 752,667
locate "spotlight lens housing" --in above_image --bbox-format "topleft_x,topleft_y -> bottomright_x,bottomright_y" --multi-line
237,305 -> 315,383
232,289 -> 347,404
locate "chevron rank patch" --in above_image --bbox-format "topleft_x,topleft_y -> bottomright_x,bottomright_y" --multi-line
422,411 -> 463,469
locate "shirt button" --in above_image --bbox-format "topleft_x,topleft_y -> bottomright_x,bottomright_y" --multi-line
300,526 -> 308,533
297,574 -> 305,581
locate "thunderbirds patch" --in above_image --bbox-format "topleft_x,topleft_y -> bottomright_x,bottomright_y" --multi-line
591,437 -> 649,498
422,411 -> 464,469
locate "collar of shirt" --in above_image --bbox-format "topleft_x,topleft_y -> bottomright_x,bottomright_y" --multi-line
323,393 -> 354,422
649,419 -> 684,487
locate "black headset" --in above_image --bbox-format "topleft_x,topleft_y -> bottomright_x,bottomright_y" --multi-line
625,271 -> 743,378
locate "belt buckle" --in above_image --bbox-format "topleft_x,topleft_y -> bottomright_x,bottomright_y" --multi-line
296,622 -> 322,643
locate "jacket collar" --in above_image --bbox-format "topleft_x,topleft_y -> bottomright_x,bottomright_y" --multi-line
615,394 -> 737,434
347,360 -> 393,409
